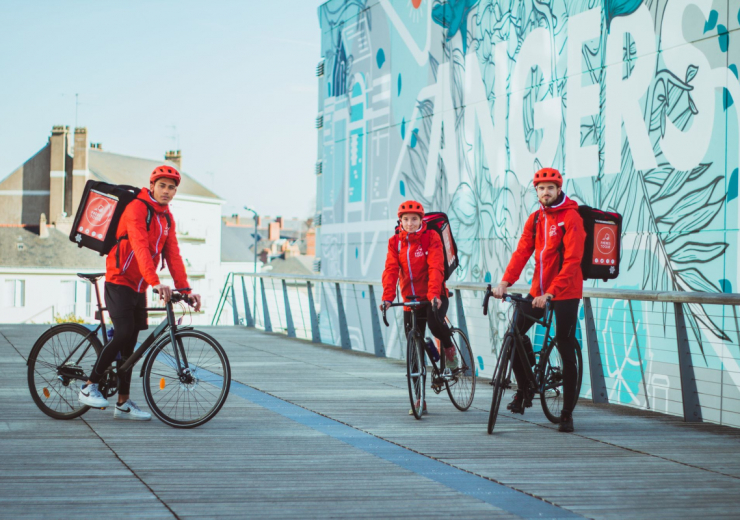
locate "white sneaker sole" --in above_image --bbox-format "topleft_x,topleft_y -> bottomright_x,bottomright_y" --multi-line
114,411 -> 151,421
78,395 -> 110,408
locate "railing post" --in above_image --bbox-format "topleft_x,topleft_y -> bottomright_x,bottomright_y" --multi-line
674,302 -> 702,422
583,297 -> 609,404
260,278 -> 273,333
230,281 -> 239,325
335,283 -> 352,350
307,281 -> 321,343
367,285 -> 385,357
628,300 -> 650,410
241,276 -> 255,327
454,289 -> 469,339
282,279 -> 296,338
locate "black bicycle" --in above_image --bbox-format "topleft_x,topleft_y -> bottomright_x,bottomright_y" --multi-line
482,285 -> 582,434
27,273 -> 231,428
382,295 -> 476,420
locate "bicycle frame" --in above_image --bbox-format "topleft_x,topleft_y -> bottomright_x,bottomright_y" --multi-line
52,279 -> 191,384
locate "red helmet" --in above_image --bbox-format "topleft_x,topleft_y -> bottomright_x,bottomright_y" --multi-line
397,200 -> 424,218
150,165 -> 181,186
533,167 -> 562,188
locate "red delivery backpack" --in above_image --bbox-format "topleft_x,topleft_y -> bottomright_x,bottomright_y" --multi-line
69,180 -> 170,256
395,211 -> 459,281
534,205 -> 622,282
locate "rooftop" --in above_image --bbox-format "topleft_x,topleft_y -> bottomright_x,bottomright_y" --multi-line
0,227 -> 105,269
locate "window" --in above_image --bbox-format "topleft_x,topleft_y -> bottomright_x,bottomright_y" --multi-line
3,280 -> 25,307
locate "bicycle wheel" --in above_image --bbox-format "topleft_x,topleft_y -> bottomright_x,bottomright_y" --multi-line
27,323 -> 103,420
540,340 -> 583,423
445,328 -> 476,411
488,335 -> 513,434
143,330 -> 231,428
406,332 -> 425,420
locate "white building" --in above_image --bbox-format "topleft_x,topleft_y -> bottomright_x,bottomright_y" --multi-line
0,125 -> 224,324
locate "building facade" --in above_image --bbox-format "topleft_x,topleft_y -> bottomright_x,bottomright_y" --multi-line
316,0 -> 740,425
0,126 -> 224,324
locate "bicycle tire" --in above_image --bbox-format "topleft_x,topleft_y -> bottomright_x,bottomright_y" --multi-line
143,330 -> 231,428
445,328 -> 476,411
540,340 -> 583,423
406,332 -> 425,420
27,323 -> 104,420
488,335 -> 513,434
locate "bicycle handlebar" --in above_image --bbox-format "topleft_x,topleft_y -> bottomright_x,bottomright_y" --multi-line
153,287 -> 193,305
381,299 -> 439,327
482,284 -> 552,315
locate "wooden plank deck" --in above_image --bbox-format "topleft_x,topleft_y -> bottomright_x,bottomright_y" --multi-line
2,324 -> 740,519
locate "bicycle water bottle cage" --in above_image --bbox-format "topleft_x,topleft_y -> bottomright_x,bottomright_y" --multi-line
407,295 -> 421,301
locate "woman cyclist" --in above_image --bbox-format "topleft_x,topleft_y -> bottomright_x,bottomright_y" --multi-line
380,200 -> 457,415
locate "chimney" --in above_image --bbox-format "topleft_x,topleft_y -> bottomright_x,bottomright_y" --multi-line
276,216 -> 283,229
165,150 -> 182,171
259,248 -> 270,265
39,213 -> 49,238
49,125 -> 68,224
71,128 -> 89,216
306,228 -> 316,256
268,221 -> 280,241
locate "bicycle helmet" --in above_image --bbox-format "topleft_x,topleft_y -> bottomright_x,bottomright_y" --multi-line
150,165 -> 181,186
397,200 -> 425,218
533,167 -> 562,188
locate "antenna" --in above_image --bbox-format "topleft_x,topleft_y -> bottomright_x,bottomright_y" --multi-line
169,124 -> 180,149
75,93 -> 79,128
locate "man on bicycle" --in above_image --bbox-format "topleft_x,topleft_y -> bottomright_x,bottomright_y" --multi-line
79,165 -> 202,420
492,168 -> 585,432
380,200 -> 457,415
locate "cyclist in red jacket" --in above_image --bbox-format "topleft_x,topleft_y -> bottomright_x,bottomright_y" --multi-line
79,165 -> 202,420
381,200 -> 456,415
492,168 -> 586,432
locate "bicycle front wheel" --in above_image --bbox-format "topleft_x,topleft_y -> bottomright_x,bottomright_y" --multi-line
27,323 -> 103,420
143,330 -> 231,428
488,335 -> 513,434
445,328 -> 476,411
540,340 -> 583,423
406,333 -> 426,420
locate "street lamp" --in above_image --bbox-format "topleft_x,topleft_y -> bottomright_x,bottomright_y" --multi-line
244,206 -> 259,325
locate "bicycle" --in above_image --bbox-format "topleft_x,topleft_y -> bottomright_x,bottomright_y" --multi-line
382,295 -> 476,420
27,272 -> 231,428
482,285 -> 582,434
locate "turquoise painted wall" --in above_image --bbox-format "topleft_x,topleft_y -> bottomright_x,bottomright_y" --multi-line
316,0 -> 740,426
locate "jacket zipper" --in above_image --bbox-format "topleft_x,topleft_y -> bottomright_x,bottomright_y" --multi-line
406,236 -> 416,295
121,251 -> 135,273
539,210 -> 547,296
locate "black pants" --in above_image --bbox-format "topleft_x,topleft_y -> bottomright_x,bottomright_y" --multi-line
403,294 -> 453,350
89,283 -> 148,396
511,296 -> 580,415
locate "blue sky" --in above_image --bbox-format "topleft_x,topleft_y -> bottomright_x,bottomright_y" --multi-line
0,0 -> 325,218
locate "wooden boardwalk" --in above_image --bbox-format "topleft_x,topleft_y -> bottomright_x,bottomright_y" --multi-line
2,324 -> 740,519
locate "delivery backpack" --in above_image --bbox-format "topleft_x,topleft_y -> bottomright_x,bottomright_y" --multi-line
394,212 -> 459,281
533,205 -> 622,282
69,180 -> 171,256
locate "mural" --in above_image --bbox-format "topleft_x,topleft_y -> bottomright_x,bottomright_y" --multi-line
316,0 -> 740,426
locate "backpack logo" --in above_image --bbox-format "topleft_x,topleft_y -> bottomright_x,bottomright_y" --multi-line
549,224 -> 557,237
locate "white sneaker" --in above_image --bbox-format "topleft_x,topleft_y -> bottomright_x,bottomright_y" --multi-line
78,383 -> 109,408
113,399 -> 151,421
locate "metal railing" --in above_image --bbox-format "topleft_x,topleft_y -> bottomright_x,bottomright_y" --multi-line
213,272 -> 740,428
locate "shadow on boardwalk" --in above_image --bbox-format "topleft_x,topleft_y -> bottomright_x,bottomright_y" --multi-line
2,325 -> 740,519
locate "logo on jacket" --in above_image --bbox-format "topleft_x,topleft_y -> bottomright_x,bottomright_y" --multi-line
414,246 -> 424,258
549,225 -> 557,237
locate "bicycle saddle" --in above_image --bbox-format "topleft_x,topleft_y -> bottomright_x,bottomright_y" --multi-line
77,272 -> 105,283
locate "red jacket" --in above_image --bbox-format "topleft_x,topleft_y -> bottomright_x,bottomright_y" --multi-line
382,223 -> 445,304
502,194 -> 586,301
105,189 -> 190,294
